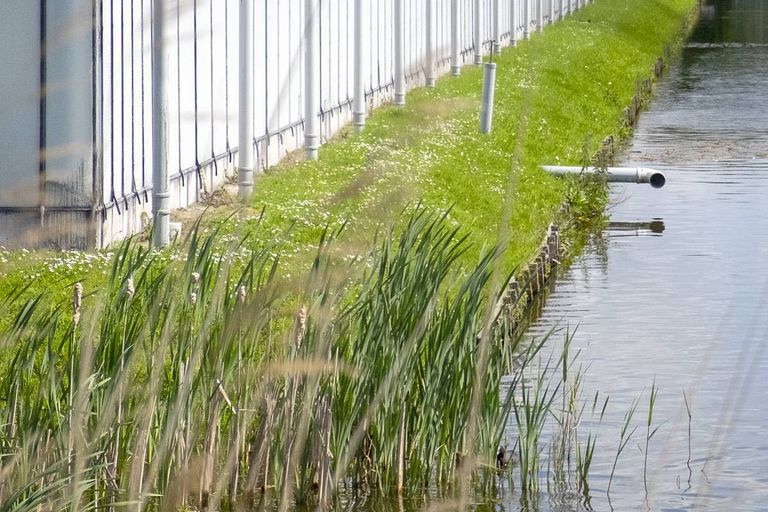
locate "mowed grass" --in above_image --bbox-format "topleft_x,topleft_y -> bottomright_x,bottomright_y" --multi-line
1,0 -> 693,324
232,0 -> 695,272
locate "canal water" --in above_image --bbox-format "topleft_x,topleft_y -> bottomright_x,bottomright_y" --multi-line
512,1 -> 768,510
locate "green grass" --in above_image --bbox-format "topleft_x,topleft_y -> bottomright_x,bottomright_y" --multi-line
1,0 -> 694,328
234,0 -> 695,271
0,0 -> 697,508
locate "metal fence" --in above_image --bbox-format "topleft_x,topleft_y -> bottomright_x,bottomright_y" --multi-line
0,0 -> 590,248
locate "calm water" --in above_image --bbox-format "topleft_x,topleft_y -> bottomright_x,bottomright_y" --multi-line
514,1 -> 768,510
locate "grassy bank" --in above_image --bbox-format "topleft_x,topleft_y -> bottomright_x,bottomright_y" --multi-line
1,0 -> 694,322
0,0 -> 697,509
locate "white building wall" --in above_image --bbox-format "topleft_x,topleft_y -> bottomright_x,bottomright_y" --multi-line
0,0 -> 584,247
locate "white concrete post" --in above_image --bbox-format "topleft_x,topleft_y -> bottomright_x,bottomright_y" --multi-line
238,0 -> 254,198
353,0 -> 366,131
474,0 -> 482,64
152,0 -> 169,247
451,0 -> 460,75
549,0 -> 554,24
426,0 -> 435,86
493,0 -> 500,53
304,0 -> 320,159
394,0 -> 405,105
558,0 -> 564,20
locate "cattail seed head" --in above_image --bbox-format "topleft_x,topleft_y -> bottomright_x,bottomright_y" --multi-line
295,306 -> 307,348
125,276 -> 135,298
73,282 -> 83,326
238,285 -> 246,305
190,292 -> 197,305
191,272 -> 201,285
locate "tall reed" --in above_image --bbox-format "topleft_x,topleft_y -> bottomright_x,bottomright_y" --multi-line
0,208 -> 524,510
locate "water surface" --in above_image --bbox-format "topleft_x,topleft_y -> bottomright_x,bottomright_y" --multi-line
515,1 -> 768,510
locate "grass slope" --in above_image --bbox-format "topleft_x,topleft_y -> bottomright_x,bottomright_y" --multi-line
0,0 -> 694,322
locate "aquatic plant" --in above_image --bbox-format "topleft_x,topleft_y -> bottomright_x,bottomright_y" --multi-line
0,207 -> 526,510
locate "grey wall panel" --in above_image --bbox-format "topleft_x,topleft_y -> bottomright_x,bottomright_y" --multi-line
44,0 -> 94,208
0,0 -> 41,208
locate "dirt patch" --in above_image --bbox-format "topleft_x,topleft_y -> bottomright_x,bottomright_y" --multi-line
170,182 -> 248,227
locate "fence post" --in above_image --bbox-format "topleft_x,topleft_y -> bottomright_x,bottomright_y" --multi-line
152,0 -> 170,248
426,0 -> 435,86
238,0 -> 255,198
474,0 -> 482,65
511,0 -> 517,46
304,0 -> 320,159
451,0 -> 460,75
536,0 -> 543,32
353,0 -> 366,131
493,0 -> 500,53
394,0 -> 406,105
523,0 -> 530,39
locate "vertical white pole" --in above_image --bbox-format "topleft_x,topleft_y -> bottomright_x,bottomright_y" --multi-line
394,0 -> 405,105
474,0 -> 482,64
152,0 -> 169,247
493,0 -> 500,53
511,0 -> 517,46
353,0 -> 366,131
523,0 -> 530,38
549,0 -> 554,24
558,0 -> 564,20
238,0 -> 254,198
451,0 -> 460,75
536,0 -> 543,32
426,0 -> 435,86
304,0 -> 320,159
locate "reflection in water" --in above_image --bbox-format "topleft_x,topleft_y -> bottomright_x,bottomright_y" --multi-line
608,219 -> 666,236
692,0 -> 768,44
511,0 -> 768,511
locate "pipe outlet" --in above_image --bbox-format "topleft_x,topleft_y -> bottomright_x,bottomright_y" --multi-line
541,165 -> 666,188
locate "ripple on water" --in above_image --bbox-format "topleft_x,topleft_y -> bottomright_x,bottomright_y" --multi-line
511,5 -> 768,510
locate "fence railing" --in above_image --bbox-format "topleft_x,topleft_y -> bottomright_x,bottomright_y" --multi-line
21,0 -> 592,247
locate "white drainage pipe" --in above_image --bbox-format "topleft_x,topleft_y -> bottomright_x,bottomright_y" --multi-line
542,165 -> 667,188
